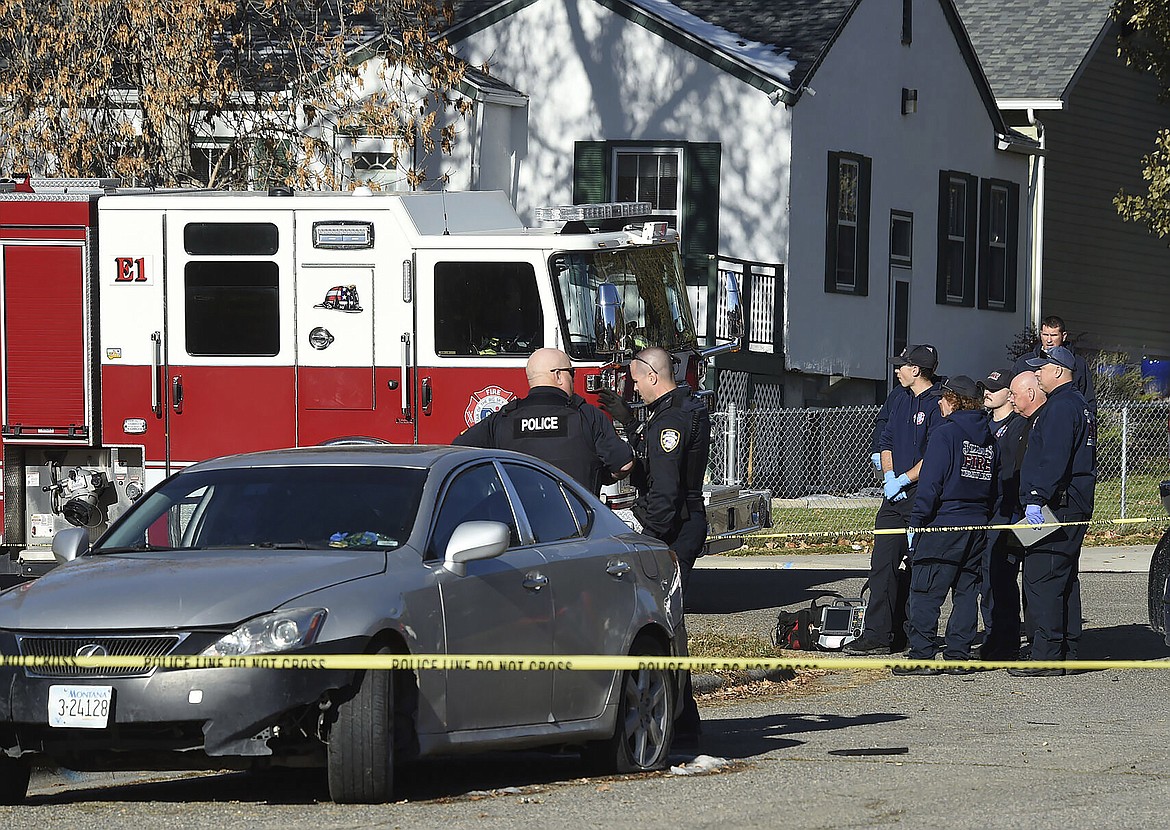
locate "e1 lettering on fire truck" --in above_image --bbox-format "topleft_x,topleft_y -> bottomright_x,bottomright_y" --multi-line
0,178 -> 770,576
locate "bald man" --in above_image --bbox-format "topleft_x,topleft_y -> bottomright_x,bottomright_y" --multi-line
453,348 -> 633,494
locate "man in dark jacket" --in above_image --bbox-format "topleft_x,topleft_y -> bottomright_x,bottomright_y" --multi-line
846,344 -> 944,655
1012,315 -> 1096,415
895,376 -> 998,674
978,367 -> 1033,660
454,347 -> 633,494
1011,345 -> 1096,676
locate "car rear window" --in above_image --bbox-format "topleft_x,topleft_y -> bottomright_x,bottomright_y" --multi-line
99,466 -> 427,552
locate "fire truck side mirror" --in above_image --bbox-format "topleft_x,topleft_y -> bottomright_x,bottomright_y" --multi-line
52,527 -> 90,564
595,283 -> 625,353
725,272 -> 745,347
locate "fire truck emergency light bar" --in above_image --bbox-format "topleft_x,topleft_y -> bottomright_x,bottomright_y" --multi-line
534,202 -> 652,222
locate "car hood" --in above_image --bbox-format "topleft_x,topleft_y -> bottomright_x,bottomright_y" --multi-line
0,551 -> 387,630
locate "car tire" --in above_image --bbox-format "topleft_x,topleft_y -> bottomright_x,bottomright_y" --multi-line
1149,527 -> 1170,633
327,647 -> 395,804
0,757 -> 30,805
583,633 -> 676,775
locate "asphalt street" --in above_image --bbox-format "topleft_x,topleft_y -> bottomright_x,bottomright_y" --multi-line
7,551 -> 1168,828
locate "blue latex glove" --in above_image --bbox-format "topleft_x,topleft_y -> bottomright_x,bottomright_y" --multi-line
871,452 -> 882,472
1024,504 -> 1045,525
883,473 -> 911,501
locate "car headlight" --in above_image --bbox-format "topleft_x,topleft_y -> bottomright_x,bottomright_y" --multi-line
201,608 -> 327,657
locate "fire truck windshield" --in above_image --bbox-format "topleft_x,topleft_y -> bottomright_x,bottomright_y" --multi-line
551,244 -> 696,360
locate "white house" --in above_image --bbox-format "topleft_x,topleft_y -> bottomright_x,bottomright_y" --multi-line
435,0 -> 1037,407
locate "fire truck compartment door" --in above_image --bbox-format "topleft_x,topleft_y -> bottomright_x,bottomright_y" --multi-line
2,243 -> 90,440
163,212 -> 296,462
296,266 -> 375,409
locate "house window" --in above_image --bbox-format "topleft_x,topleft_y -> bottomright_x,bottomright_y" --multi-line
825,151 -> 871,296
978,178 -> 1019,311
573,140 -> 720,288
890,211 -> 913,266
191,144 -> 243,188
612,149 -> 681,221
936,171 -> 977,306
349,135 -> 412,191
902,0 -> 912,44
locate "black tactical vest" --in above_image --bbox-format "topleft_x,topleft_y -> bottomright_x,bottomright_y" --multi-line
491,393 -> 598,491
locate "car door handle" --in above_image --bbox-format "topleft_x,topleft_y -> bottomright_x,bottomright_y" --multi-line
523,573 -> 549,592
606,560 -> 632,578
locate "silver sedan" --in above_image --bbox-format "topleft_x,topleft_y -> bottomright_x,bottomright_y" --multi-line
0,445 -> 685,803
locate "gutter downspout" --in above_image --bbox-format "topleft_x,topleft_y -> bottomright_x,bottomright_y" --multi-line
1028,108 -> 1046,329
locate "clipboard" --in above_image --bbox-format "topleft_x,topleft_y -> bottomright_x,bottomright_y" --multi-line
1010,505 -> 1059,547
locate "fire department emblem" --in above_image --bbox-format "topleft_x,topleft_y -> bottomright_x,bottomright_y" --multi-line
914,411 -> 926,425
660,429 -> 681,452
465,386 -> 516,427
315,285 -> 363,312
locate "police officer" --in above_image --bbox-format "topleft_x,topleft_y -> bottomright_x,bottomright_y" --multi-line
895,375 -> 997,674
599,346 -> 709,753
454,348 -> 633,494
846,344 -> 944,655
977,368 -> 1032,660
1011,345 -> 1096,676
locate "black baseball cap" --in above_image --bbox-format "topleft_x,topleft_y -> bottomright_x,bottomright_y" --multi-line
942,375 -> 981,399
979,368 -> 1013,393
1026,345 -> 1076,371
889,344 -> 938,371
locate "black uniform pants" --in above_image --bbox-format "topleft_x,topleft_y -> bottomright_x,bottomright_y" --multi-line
907,529 -> 984,660
660,505 -> 707,739
1021,510 -> 1087,661
863,492 -> 914,646
980,530 -> 1024,659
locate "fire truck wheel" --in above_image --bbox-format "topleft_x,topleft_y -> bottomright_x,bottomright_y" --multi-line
581,633 -> 675,775
0,756 -> 30,805
327,647 -> 395,804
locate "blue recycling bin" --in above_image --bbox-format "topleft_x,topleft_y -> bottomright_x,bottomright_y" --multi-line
1141,358 -> 1170,397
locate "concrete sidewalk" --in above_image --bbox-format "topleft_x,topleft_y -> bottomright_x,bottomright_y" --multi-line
695,544 -> 1154,573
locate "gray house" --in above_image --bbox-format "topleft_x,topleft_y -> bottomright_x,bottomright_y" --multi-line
442,0 -> 1037,407
958,0 -> 1170,365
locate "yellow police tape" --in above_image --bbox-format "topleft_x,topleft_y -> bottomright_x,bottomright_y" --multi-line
0,653 -> 1166,672
719,515 -> 1163,540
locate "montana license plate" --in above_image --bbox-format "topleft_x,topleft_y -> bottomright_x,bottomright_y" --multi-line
48,685 -> 113,728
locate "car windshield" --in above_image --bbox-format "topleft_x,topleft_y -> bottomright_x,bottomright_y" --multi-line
97,466 -> 427,553
551,244 -> 696,360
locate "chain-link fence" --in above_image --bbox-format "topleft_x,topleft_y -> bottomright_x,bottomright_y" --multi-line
709,401 -> 1170,538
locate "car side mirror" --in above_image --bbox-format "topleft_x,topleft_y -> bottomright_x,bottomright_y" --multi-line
594,283 -> 625,353
442,520 -> 510,576
52,526 -> 90,564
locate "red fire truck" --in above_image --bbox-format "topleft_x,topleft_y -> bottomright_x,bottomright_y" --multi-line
0,178 -> 770,575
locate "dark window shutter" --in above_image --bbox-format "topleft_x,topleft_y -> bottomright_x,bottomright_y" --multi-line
961,172 -> 977,307
825,152 -> 842,294
936,170 -> 977,307
936,171 -> 949,305
977,178 -> 992,309
1003,180 -> 1019,313
856,156 -> 871,297
573,141 -> 610,205
682,143 -> 721,284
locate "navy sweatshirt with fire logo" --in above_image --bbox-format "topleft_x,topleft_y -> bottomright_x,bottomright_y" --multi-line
909,409 -> 999,529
